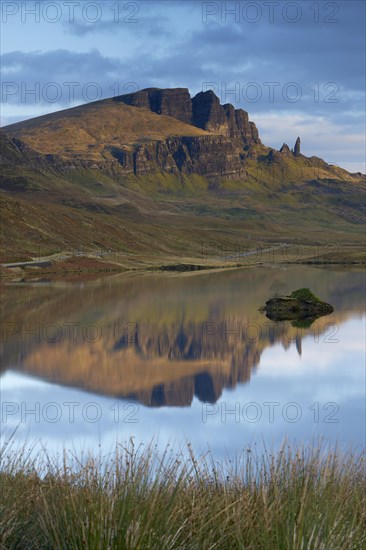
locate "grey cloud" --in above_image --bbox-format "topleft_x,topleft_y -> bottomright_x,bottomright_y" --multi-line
1,49 -> 139,105
1,1 -> 364,169
66,15 -> 172,39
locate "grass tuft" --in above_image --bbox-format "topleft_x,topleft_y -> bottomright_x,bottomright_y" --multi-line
0,436 -> 365,549
290,288 -> 322,303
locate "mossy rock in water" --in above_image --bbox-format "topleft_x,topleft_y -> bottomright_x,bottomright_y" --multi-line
289,288 -> 321,303
262,288 -> 334,323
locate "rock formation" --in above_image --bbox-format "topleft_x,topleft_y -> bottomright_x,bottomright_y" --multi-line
102,87 -> 266,179
119,87 -> 193,124
279,143 -> 291,155
294,136 -> 301,156
116,87 -> 261,147
5,88 -> 362,186
108,135 -> 246,179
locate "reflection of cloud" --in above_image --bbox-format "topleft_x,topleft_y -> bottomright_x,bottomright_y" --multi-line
1,372 -> 47,390
2,313 -> 364,460
260,328 -> 365,378
257,319 -> 365,406
1,267 -> 365,459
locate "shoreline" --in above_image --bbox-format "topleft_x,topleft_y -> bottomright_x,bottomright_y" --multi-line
2,255 -> 365,282
1,238 -> 365,281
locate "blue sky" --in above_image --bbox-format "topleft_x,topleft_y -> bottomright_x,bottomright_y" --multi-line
1,0 -> 365,172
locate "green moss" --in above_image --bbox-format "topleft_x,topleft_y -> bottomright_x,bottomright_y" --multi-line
290,288 -> 322,302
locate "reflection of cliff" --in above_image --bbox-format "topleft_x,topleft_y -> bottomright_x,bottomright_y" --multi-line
5,314 -> 350,406
13,320 -> 261,406
1,267 -> 365,407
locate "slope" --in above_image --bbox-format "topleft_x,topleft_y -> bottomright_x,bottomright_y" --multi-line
1,89 -> 365,268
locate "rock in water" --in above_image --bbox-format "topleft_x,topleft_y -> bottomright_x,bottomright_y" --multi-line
261,288 -> 334,324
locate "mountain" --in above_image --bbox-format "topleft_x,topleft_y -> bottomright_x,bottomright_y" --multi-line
2,88 -> 261,179
1,87 -> 358,181
1,88 -> 365,267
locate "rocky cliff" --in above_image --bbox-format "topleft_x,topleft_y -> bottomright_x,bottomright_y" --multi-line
116,87 -> 261,147
118,87 -> 194,125
191,90 -> 261,145
109,135 -> 246,178
110,87 -> 260,178
3,88 -> 364,186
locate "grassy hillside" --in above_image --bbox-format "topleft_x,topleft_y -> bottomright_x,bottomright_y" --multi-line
1,93 -> 365,269
4,99 -> 209,160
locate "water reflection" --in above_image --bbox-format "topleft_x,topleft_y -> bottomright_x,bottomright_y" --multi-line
1,266 -> 365,457
1,267 -> 365,408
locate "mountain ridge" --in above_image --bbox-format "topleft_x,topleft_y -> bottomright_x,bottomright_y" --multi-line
1,88 -> 365,267
4,87 -> 362,181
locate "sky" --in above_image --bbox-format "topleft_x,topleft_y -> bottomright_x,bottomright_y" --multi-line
1,0 -> 365,172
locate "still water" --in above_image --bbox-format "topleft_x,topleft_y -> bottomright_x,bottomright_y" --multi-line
1,266 -> 365,459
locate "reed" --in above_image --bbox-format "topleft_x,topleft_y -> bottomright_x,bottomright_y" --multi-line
1,435 -> 365,549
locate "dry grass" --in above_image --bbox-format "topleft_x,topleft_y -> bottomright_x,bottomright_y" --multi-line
1,435 -> 365,549
1,107 -> 365,268
4,100 -> 209,160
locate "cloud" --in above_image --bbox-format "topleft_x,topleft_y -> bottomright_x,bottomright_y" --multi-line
66,14 -> 172,39
0,1 -> 364,169
252,112 -> 366,170
1,49 -> 137,106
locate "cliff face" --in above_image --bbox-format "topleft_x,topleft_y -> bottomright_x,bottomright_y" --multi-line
119,87 -> 194,125
116,87 -> 261,146
109,135 -> 246,179
109,87 -> 263,178
192,90 -> 261,145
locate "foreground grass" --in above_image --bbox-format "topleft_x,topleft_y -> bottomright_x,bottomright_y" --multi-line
0,439 -> 365,549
